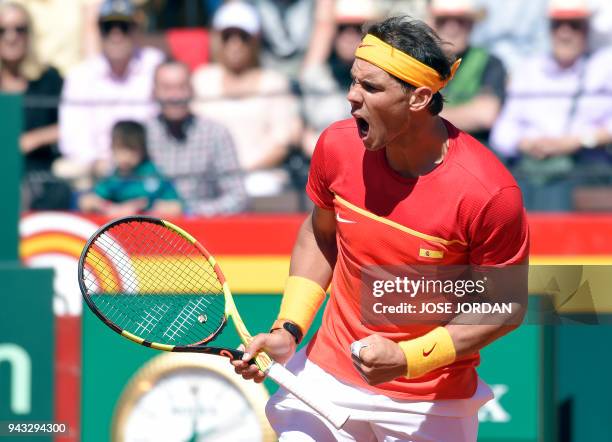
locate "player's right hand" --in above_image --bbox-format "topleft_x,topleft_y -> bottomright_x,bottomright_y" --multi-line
231,331 -> 297,383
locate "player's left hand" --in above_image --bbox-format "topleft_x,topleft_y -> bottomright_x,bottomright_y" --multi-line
350,334 -> 407,386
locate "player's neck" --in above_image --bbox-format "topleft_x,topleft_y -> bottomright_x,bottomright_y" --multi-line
385,116 -> 449,179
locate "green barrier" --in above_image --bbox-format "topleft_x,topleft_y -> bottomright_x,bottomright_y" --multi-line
478,324 -> 555,442
82,295 -> 554,441
557,325 -> 612,442
0,266 -> 55,442
0,95 -> 57,440
0,94 -> 21,261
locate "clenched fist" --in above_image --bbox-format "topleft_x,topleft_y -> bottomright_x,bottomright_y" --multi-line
350,334 -> 407,386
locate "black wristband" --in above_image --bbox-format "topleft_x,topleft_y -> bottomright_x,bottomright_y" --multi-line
270,322 -> 303,345
283,322 -> 303,344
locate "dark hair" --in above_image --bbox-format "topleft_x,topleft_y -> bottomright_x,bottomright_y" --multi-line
111,121 -> 148,160
365,16 -> 454,115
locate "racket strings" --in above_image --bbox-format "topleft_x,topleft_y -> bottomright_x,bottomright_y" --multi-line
87,236 -> 225,343
83,220 -> 227,346
122,220 -> 227,316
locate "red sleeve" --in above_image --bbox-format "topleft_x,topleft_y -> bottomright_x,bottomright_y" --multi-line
306,129 -> 335,210
469,186 -> 530,265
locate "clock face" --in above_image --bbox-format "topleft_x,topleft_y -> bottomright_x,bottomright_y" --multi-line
113,355 -> 274,442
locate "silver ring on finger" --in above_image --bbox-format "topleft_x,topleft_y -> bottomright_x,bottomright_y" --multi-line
350,341 -> 369,361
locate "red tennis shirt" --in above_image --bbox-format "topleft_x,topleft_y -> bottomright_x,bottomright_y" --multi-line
305,118 -> 529,400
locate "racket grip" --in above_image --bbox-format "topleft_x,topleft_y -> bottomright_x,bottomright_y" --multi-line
266,362 -> 350,430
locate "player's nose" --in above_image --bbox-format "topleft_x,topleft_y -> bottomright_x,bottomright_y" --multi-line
347,85 -> 363,108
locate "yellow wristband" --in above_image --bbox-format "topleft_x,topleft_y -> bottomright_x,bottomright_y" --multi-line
277,276 -> 326,336
398,327 -> 456,379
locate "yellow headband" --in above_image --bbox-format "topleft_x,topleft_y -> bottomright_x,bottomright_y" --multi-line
354,34 -> 461,93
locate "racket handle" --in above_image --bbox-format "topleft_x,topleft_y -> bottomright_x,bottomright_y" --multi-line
266,362 -> 350,430
187,347 -> 256,364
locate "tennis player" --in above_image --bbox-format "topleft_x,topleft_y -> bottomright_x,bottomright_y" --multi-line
232,16 -> 529,441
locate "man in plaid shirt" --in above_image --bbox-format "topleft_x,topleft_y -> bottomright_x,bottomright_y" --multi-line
147,60 -> 248,216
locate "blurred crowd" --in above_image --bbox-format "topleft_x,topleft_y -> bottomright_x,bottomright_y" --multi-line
1,0 -> 612,215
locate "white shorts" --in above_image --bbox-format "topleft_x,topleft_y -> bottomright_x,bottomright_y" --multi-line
266,349 -> 494,442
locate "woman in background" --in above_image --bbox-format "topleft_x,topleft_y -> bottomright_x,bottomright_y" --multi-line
0,2 -> 68,209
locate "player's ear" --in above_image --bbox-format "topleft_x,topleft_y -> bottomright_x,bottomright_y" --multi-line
408,87 -> 434,112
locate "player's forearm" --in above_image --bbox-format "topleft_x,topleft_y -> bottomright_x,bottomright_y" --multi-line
446,321 -> 522,359
289,212 -> 336,287
273,209 -> 336,337
446,263 -> 528,358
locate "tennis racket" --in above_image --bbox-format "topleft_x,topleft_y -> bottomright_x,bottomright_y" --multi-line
78,215 -> 349,430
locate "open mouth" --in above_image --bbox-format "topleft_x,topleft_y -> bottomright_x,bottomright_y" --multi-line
355,117 -> 370,139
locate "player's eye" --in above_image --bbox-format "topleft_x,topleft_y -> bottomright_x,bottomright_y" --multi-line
362,82 -> 378,93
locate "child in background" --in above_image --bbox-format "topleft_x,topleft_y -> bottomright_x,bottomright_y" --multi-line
79,121 -> 182,217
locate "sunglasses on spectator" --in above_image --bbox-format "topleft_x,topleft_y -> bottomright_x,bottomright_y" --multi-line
221,28 -> 252,43
551,19 -> 588,32
99,20 -> 134,37
434,16 -> 473,28
0,25 -> 28,38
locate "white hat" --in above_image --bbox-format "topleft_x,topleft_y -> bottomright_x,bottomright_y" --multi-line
548,0 -> 591,19
335,0 -> 381,24
430,0 -> 478,17
213,1 -> 261,35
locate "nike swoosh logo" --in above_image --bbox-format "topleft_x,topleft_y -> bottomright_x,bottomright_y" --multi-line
423,343 -> 437,357
336,213 -> 357,224
357,44 -> 375,49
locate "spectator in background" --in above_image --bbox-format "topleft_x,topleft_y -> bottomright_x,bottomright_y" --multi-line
145,0 -> 223,28
57,0 -> 163,185
301,0 -> 381,156
380,0 -> 429,20
11,0 -> 104,75
430,0 -> 506,147
192,1 -> 301,198
147,60 -> 248,216
590,0 -> 612,49
491,0 -> 612,211
0,2 -> 71,210
248,0 -> 336,80
79,120 -> 182,216
471,0 -> 549,76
